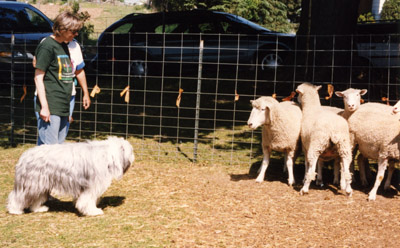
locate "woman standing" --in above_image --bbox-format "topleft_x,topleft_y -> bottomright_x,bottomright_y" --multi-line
34,11 -> 90,145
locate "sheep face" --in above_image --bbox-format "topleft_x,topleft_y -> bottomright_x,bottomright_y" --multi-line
247,100 -> 271,129
335,88 -> 367,112
392,101 -> 400,114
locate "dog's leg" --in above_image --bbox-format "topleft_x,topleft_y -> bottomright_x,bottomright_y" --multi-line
30,193 -> 49,213
75,191 -> 104,216
7,190 -> 25,215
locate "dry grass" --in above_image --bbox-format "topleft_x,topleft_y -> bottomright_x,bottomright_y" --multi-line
1,137 -> 400,247
3,4 -> 400,246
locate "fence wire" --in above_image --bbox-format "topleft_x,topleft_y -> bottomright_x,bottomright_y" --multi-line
1,32 -> 399,165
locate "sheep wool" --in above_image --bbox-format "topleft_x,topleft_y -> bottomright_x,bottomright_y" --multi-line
296,83 -> 353,196
347,102 -> 400,201
247,96 -> 302,186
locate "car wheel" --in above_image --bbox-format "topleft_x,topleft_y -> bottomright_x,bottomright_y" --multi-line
259,52 -> 283,71
130,60 -> 147,77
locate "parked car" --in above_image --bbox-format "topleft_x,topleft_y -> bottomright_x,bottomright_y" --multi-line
356,20 -> 400,68
90,9 -> 295,77
0,1 -> 53,86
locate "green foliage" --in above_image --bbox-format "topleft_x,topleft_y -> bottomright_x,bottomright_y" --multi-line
358,12 -> 375,23
151,0 -> 296,33
281,0 -> 301,24
380,0 -> 400,20
234,0 -> 293,33
152,0 -> 197,11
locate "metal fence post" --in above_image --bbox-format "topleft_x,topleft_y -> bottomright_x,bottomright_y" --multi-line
193,39 -> 204,163
10,33 -> 15,145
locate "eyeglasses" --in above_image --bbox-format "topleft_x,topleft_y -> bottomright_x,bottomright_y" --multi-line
65,29 -> 79,34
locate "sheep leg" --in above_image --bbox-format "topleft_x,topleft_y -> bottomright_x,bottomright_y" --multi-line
283,154 -> 288,173
256,147 -> 270,183
285,151 -> 295,186
368,157 -> 388,201
316,159 -> 324,187
333,159 -> 340,185
300,155 -> 318,195
303,154 -> 309,184
384,161 -> 396,190
340,156 -> 353,196
358,154 -> 369,187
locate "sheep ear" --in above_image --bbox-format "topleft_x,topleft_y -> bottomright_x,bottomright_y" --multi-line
335,91 -> 344,98
250,100 -> 254,104
316,85 -> 322,91
265,106 -> 273,123
360,89 -> 368,96
295,88 -> 303,94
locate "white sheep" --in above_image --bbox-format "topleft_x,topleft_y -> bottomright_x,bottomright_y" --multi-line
336,88 -> 399,191
247,96 -> 302,186
392,100 -> 400,114
335,88 -> 370,186
346,102 -> 400,200
295,83 -> 353,196
316,106 -> 345,186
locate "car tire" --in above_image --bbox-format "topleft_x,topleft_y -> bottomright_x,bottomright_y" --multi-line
129,60 -> 147,77
258,51 -> 284,71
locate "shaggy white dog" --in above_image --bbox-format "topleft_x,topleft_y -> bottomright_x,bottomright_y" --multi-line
7,136 -> 134,216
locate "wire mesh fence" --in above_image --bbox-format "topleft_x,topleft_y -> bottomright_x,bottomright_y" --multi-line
1,32 -> 399,165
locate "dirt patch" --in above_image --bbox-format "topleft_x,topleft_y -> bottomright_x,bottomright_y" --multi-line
125,161 -> 400,247
2,146 -> 400,247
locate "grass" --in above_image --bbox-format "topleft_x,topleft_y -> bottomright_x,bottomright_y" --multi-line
2,138 -> 400,247
79,2 -> 152,33
0,134 -> 264,247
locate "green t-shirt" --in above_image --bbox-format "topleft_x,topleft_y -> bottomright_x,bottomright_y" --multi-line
34,37 -> 74,116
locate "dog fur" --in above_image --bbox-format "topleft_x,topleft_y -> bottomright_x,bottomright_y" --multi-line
7,136 -> 134,216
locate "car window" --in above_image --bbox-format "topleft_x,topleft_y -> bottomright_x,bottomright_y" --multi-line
0,6 -> 51,33
198,23 -> 217,33
24,7 -> 52,32
155,23 -> 179,34
113,23 -> 133,34
156,22 -> 220,34
0,7 -> 21,31
221,22 -> 237,34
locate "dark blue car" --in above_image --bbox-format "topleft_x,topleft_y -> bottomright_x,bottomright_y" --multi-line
91,9 -> 295,78
0,1 -> 53,86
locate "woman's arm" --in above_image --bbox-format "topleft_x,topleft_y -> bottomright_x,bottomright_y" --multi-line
34,68 -> 50,122
75,68 -> 91,109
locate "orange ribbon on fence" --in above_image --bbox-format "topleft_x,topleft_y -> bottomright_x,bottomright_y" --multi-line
120,85 -> 130,103
325,84 -> 334,100
234,90 -> 239,101
382,97 -> 389,105
176,88 -> 184,108
90,85 -> 101,98
282,91 -> 296,101
20,84 -> 27,103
